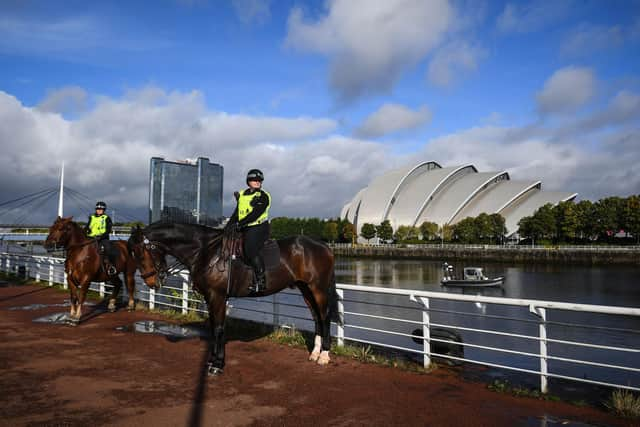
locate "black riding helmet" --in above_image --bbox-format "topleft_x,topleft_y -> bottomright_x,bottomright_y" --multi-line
95,201 -> 107,210
246,169 -> 264,185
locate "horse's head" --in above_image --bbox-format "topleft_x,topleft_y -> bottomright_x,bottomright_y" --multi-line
44,216 -> 74,251
128,225 -> 167,289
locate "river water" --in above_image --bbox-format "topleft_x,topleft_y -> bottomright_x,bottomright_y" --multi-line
333,257 -> 640,395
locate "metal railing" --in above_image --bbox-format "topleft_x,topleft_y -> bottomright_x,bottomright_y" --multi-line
1,251 -> 639,394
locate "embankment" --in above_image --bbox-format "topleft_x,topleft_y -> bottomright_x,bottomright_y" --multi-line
330,244 -> 640,266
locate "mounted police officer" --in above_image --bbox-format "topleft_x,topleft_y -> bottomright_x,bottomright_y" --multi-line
85,201 -> 117,276
229,169 -> 271,293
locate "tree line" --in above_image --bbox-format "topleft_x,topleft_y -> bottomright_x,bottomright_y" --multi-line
517,196 -> 640,244
261,195 -> 640,245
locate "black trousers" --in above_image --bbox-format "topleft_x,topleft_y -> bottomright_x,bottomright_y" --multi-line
99,238 -> 118,264
242,222 -> 270,260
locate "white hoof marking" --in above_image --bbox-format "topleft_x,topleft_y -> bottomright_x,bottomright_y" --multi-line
317,351 -> 330,365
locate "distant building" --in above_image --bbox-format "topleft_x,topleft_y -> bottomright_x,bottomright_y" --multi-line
341,161 -> 577,240
149,157 -> 223,227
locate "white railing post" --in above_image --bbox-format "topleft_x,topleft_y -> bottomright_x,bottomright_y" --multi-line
336,289 -> 345,346
63,270 -> 68,289
48,260 -> 54,286
419,296 -> 431,368
99,282 -> 105,298
272,294 -> 279,326
530,305 -> 548,393
35,258 -> 41,282
181,272 -> 189,314
149,288 -> 155,310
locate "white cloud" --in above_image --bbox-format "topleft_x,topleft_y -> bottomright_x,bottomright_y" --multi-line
36,86 -> 88,115
285,0 -> 453,102
232,0 -> 271,25
0,88 -> 381,223
1,84 -> 638,225
427,41 -> 485,87
355,103 -> 432,138
536,67 -> 596,114
561,23 -> 624,56
496,1 -> 571,33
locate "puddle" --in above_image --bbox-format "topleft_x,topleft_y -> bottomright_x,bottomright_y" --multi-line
32,312 -> 75,324
8,301 -> 95,311
522,415 -> 598,426
115,321 -> 208,341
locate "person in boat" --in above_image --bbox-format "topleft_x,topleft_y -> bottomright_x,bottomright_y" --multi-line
228,169 -> 271,293
85,201 -> 117,276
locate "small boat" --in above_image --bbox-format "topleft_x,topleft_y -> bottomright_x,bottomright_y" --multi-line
440,263 -> 504,287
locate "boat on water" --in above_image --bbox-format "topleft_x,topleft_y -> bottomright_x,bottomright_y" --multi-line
440,263 -> 504,287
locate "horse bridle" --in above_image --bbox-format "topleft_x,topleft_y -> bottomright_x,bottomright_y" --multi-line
133,236 -> 170,282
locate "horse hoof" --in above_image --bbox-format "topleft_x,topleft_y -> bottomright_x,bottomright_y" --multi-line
317,352 -> 331,365
208,365 -> 224,376
308,352 -> 320,362
108,306 -> 117,313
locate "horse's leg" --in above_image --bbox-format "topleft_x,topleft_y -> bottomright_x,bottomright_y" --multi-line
68,276 -> 79,320
108,275 -> 122,312
297,284 -> 323,362
207,294 -> 227,376
310,276 -> 335,366
124,268 -> 136,311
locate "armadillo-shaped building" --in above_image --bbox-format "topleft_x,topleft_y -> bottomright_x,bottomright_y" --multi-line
340,161 -> 577,238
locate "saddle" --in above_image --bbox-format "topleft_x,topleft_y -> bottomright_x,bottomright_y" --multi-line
227,239 -> 280,296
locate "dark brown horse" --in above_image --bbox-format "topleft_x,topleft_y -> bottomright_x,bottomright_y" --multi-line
127,222 -> 337,375
44,216 -> 138,323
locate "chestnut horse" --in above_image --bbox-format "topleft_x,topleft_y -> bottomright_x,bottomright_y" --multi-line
44,217 -> 137,323
127,222 -> 337,375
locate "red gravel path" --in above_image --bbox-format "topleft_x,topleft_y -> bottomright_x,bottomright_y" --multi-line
0,283 -> 634,427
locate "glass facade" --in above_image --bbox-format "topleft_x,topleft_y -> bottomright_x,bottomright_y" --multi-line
149,157 -> 223,227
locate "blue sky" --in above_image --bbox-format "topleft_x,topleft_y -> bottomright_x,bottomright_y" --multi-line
0,0 -> 639,222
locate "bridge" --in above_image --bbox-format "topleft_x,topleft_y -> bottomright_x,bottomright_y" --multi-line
0,165 -> 145,241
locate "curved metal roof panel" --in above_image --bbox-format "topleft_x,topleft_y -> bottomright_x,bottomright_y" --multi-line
500,190 -> 578,235
355,163 -> 439,231
386,165 -> 468,229
416,171 -> 505,226
451,180 -> 541,224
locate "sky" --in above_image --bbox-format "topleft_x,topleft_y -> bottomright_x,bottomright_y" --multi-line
0,0 -> 639,224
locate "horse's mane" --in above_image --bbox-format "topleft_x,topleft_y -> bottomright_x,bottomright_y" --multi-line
145,221 -> 224,240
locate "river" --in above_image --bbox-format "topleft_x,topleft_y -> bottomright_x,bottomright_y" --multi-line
332,257 -> 640,396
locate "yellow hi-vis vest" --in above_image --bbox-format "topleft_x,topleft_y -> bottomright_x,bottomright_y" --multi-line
87,214 -> 109,237
237,189 -> 270,227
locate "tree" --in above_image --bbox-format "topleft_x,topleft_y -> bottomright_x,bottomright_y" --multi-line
360,223 -> 376,242
532,204 -> 555,241
453,218 -> 476,243
341,221 -> 356,244
419,221 -> 439,241
574,200 -> 596,240
624,195 -> 640,243
554,201 -> 579,242
474,213 -> 492,243
322,222 -> 339,242
488,214 -> 507,244
376,220 -> 393,243
394,225 -> 414,242
439,224 -> 454,242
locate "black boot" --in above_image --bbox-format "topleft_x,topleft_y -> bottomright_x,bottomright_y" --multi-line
248,256 -> 266,293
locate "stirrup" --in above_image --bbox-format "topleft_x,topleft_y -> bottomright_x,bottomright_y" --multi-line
106,265 -> 117,276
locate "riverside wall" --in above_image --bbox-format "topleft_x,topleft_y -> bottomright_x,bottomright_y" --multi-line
329,244 -> 640,266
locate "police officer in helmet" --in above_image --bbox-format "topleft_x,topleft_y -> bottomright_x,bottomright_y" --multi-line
85,201 -> 117,276
228,169 -> 271,293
